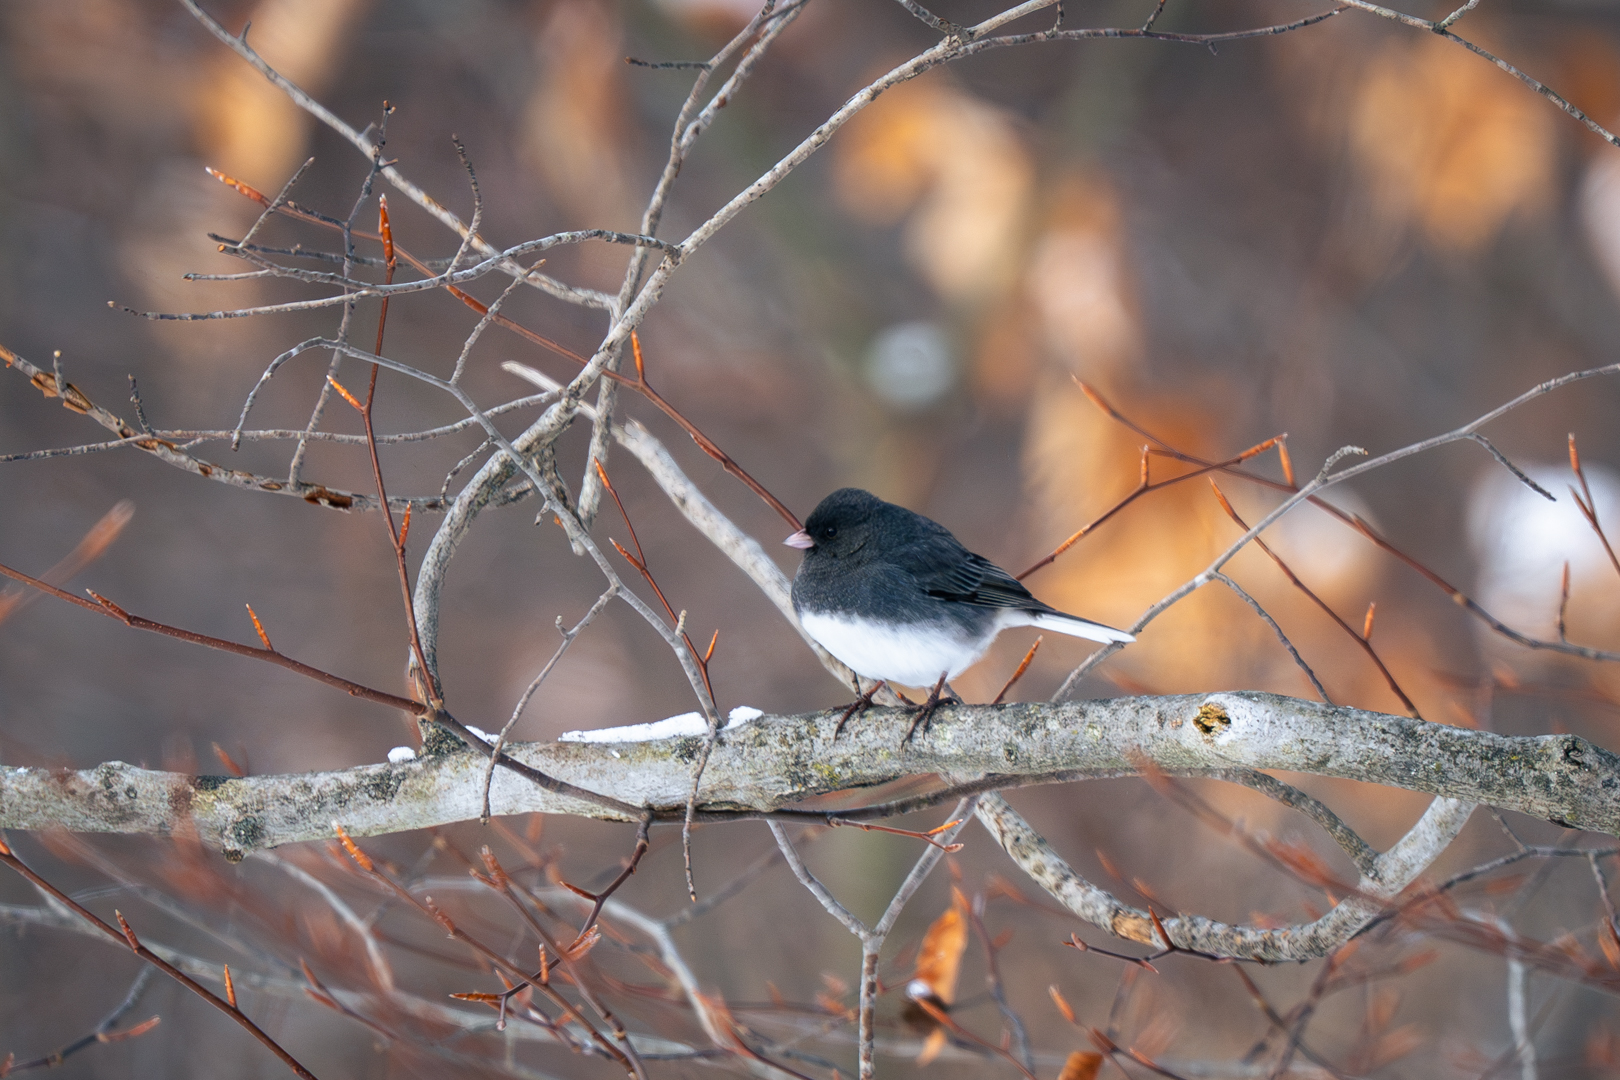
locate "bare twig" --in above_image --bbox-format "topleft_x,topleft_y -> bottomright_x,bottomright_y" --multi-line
1,968 -> 159,1074
771,799 -> 976,1078
481,588 -> 617,822
1212,571 -> 1333,704
1210,480 -> 1420,717
1568,434 -> 1620,581
0,837 -> 319,1079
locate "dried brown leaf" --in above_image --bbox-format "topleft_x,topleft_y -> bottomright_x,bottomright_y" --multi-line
1058,1051 -> 1104,1080
913,899 -> 968,1005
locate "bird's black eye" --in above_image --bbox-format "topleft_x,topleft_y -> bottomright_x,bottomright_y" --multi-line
822,525 -> 837,539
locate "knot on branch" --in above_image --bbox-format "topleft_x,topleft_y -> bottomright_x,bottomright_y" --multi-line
1193,701 -> 1230,735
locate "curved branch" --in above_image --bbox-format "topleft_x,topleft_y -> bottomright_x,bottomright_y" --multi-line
974,790 -> 1474,963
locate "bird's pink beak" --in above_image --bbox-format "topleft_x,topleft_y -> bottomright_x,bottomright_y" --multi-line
783,529 -> 814,550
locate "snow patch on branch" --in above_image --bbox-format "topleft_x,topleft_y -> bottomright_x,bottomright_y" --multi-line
559,705 -> 764,744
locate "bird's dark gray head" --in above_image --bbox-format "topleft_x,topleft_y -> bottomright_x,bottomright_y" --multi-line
786,487 -> 891,560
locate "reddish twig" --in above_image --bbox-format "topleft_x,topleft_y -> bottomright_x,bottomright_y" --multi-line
1339,512 -> 1620,660
992,637 -> 1042,705
596,455 -> 721,898
296,959 -> 402,1044
0,557 -> 422,715
1062,379 -> 1620,663
1569,434 -> 1620,581
595,459 -> 717,706
1018,425 -> 1286,580
827,817 -> 966,853
324,196 -> 442,724
0,969 -> 159,1075
0,837 -> 319,1079
623,333 -> 800,528
331,826 -> 637,1074
1208,479 -> 1421,717
472,848 -> 649,1079
0,557 -> 644,818
561,817 -> 654,947
1063,931 -> 1165,972
200,170 -> 800,529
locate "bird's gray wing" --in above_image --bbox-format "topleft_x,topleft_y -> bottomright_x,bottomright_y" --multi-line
904,538 -> 1044,610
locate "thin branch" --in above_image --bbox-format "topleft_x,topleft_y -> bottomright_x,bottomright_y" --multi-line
1216,768 -> 1378,877
992,637 -> 1043,705
967,890 -> 1034,1073
474,848 -> 650,1080
0,837 -> 319,1079
1209,480 -> 1421,717
1,345 -> 426,511
1469,434 -> 1554,501
1213,571 -> 1333,704
892,0 -> 959,36
1335,0 -> 1620,149
481,588 -> 617,822
0,556 -> 425,715
181,1 -> 616,307
1051,366 -> 1620,701
1019,429 -> 1288,580
1569,434 -> 1620,581
1,968 -> 159,1074
0,552 -> 645,823
330,828 -> 637,1073
768,821 -> 867,937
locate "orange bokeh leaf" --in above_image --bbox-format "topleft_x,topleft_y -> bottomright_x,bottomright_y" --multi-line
916,1027 -> 947,1065
1048,984 -> 1077,1024
1058,1051 -> 1104,1080
912,895 -> 969,1006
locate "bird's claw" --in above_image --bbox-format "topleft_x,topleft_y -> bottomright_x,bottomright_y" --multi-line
832,681 -> 885,740
902,674 -> 953,744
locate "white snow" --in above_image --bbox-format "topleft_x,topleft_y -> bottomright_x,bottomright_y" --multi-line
386,746 -> 417,764
559,706 -> 765,744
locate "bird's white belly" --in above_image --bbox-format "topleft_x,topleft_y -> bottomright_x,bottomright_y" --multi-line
798,611 -> 987,687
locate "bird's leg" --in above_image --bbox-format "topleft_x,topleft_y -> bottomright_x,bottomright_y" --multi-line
833,679 -> 886,739
903,673 -> 951,743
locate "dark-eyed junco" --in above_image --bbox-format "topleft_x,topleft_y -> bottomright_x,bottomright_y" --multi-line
785,488 -> 1133,736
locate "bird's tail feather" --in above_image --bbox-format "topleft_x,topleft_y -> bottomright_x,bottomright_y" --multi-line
1026,611 -> 1136,644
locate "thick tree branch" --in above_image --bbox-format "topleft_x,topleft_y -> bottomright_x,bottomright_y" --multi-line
5,692 -> 1614,858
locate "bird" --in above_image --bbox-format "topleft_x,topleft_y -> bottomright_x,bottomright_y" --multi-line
784,487 -> 1134,738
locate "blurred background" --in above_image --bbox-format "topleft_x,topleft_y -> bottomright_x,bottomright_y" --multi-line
5,0 -> 1620,1075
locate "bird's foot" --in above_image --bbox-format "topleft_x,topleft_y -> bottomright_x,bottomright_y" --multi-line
833,681 -> 886,740
903,674 -> 953,743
